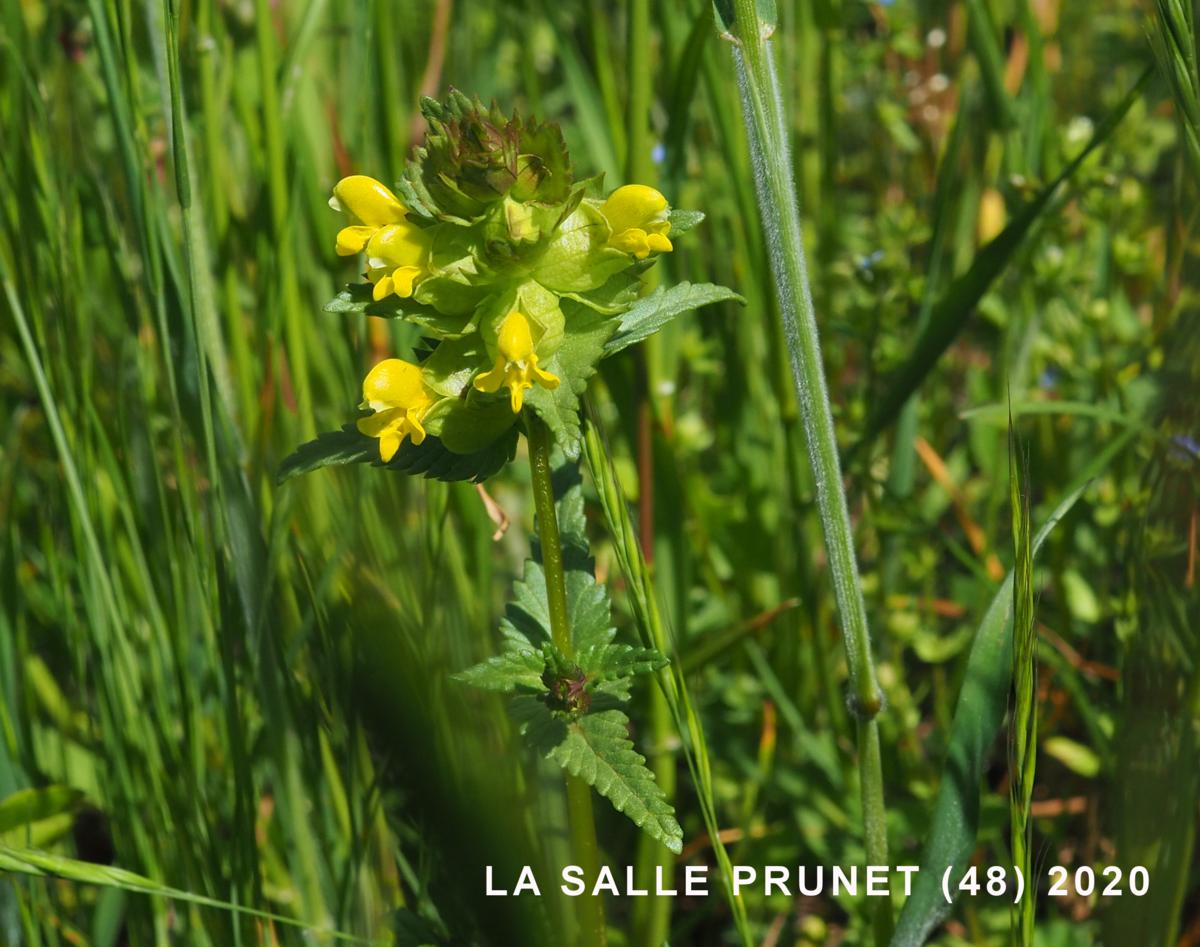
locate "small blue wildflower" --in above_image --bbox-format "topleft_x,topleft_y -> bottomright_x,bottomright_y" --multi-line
1170,434 -> 1200,462
856,249 -> 885,271
651,143 -> 666,165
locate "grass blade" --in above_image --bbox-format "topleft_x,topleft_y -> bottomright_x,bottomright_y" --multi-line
1008,418 -> 1037,946
0,844 -> 378,945
890,428 -> 1137,947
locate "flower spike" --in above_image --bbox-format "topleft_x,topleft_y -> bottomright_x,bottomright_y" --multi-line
295,97 -> 728,473
356,358 -> 435,462
473,311 -> 560,413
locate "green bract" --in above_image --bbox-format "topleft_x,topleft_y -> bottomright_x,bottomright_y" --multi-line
282,93 -> 742,482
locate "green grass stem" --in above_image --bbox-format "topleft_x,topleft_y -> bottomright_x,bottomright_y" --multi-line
722,1 -> 890,940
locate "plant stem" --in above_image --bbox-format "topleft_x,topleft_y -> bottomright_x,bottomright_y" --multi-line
527,418 -> 573,658
525,418 -> 606,947
725,2 -> 891,941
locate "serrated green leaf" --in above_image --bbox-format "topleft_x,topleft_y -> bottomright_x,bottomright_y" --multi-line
277,423 -> 517,485
276,425 -> 376,482
566,571 -> 617,652
550,457 -> 589,554
558,304 -> 618,390
470,458 -> 611,675
498,561 -> 552,650
578,644 -> 669,682
457,455 -> 676,849
323,284 -> 461,330
525,374 -> 583,459
547,710 -> 683,854
579,643 -> 669,702
387,426 -> 519,482
323,285 -> 374,314
605,282 -> 744,355
667,208 -> 705,234
452,649 -> 545,693
510,694 -> 568,748
559,269 -> 645,315
497,560 -> 615,656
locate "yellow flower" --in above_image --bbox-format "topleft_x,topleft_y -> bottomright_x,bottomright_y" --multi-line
330,175 -> 432,301
601,184 -> 673,259
356,358 -> 435,462
364,222 -> 432,301
473,311 -> 560,413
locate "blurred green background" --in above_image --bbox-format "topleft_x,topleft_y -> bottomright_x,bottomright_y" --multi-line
1,0 -> 1197,944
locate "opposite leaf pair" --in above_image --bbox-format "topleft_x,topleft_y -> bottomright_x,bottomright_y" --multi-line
453,464 -> 682,854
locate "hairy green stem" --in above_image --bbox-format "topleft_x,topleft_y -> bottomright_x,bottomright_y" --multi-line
525,418 -> 606,947
527,419 -> 573,658
725,2 -> 890,940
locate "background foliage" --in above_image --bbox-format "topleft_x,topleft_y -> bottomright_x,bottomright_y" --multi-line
1,0 -> 1197,945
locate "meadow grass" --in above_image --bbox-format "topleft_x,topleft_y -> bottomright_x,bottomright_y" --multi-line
1,1 -> 1197,945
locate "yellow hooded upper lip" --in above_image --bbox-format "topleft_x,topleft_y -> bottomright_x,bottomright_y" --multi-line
331,175 -> 408,228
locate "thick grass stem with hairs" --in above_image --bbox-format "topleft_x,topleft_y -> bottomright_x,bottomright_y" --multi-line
720,0 -> 890,939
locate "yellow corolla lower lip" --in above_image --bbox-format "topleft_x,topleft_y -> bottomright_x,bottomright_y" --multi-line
364,221 -> 432,300
608,228 -> 673,259
368,265 -> 423,301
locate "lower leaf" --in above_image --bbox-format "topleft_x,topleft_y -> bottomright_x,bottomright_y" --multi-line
548,710 -> 683,855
